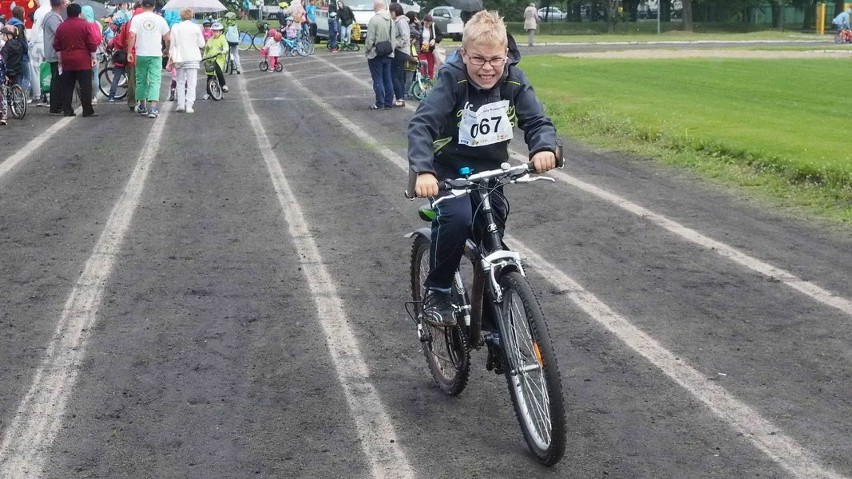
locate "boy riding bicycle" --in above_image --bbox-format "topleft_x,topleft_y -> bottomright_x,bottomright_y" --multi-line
407,10 -> 559,325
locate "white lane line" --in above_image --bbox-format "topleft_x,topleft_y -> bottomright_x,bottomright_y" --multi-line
508,152 -> 852,317
508,239 -> 846,479
281,63 -> 845,478
313,53 -> 852,317
0,111 -> 170,477
0,116 -> 76,180
237,75 -> 415,479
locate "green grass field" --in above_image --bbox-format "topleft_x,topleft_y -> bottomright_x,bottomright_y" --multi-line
524,55 -> 852,224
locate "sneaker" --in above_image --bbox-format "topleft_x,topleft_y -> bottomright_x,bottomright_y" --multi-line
222,85 -> 229,92
148,107 -> 159,118
168,89 -> 175,101
91,97 -> 98,105
0,118 -> 7,126
135,103 -> 147,115
186,106 -> 194,113
175,105 -> 185,112
202,94 -> 210,100
107,97 -> 116,103
421,289 -> 456,326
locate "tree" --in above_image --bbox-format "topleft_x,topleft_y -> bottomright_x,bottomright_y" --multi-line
605,0 -> 618,32
682,0 -> 693,30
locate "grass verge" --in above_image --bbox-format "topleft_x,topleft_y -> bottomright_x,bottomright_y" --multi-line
524,55 -> 852,225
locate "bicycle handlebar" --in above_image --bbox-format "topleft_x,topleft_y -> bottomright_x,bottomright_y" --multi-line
404,138 -> 565,199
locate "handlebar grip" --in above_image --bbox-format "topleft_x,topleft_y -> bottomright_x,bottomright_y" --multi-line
555,138 -> 565,168
405,169 -> 417,199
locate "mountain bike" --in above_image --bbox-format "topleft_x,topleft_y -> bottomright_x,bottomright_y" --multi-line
3,77 -> 27,120
404,148 -> 567,466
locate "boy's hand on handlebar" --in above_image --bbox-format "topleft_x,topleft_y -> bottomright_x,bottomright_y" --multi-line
415,173 -> 439,198
531,150 -> 557,173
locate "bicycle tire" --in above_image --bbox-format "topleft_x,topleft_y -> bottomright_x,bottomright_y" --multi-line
347,42 -> 360,52
99,68 -> 128,100
274,62 -> 283,72
252,32 -> 267,50
238,31 -> 254,50
411,235 -> 471,396
411,78 -> 433,101
208,78 -> 223,101
301,38 -> 315,55
8,84 -> 27,119
497,271 -> 566,466
259,60 -> 269,71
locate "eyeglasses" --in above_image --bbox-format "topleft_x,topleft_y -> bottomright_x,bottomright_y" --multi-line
466,55 -> 507,68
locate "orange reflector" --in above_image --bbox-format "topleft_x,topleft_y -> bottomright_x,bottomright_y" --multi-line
533,342 -> 543,366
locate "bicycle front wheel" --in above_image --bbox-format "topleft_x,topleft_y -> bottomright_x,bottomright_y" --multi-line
497,271 -> 566,466
208,78 -> 223,101
238,31 -> 254,50
411,77 -> 433,101
8,84 -> 27,119
411,235 -> 470,396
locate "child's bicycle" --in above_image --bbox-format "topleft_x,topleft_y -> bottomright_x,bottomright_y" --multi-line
3,76 -> 27,120
404,145 -> 567,466
202,56 -> 224,101
328,35 -> 360,51
281,34 -> 309,57
258,48 -> 284,72
835,28 -> 852,43
409,59 -> 433,101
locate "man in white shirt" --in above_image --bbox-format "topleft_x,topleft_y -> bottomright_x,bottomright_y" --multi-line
127,0 -> 170,118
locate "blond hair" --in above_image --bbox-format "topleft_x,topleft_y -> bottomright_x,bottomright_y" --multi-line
462,10 -> 507,49
180,7 -> 193,20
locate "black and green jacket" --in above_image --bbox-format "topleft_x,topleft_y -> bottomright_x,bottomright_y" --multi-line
406,40 -> 557,180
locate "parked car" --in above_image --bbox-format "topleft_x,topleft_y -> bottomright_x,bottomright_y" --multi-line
315,1 -> 420,43
427,6 -> 463,41
538,6 -> 566,22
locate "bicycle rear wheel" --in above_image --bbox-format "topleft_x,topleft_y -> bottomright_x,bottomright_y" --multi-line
411,235 -> 470,396
8,84 -> 27,119
497,271 -> 566,466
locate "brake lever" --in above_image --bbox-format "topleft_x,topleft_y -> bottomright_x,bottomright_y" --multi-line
513,174 -> 555,184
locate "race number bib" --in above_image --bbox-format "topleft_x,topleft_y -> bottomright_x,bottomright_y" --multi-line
458,100 -> 513,147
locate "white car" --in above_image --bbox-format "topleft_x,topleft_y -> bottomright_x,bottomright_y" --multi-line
427,6 -> 463,41
315,1 -> 420,43
538,6 -> 566,22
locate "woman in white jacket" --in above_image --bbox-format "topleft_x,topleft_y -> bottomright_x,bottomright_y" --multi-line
169,8 -> 205,113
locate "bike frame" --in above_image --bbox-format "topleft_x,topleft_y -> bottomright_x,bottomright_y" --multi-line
407,162 -> 552,348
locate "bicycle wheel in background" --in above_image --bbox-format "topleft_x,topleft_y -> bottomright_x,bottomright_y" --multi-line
346,42 -> 360,52
410,235 -> 471,396
207,78 -> 223,101
238,31 -> 254,50
252,32 -> 267,49
497,271 -> 566,466
99,68 -> 127,100
300,37 -> 315,55
411,77 -> 433,101
8,84 -> 27,119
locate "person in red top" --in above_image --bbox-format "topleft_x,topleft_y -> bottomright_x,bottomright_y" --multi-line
52,2 -> 99,117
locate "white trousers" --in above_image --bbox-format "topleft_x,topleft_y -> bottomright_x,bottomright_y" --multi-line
175,67 -> 198,109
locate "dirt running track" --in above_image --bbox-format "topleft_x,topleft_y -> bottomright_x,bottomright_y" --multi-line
0,43 -> 850,479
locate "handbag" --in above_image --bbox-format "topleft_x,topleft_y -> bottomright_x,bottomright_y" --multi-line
112,49 -> 128,65
374,18 -> 393,56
